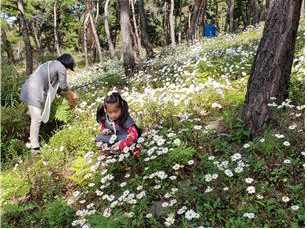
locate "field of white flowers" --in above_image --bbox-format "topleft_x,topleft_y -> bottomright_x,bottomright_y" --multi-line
1,24 -> 305,228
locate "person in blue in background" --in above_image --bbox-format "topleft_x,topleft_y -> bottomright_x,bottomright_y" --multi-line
20,54 -> 78,154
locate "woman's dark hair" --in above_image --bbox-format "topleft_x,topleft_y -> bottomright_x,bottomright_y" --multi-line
57,54 -> 75,71
96,92 -> 129,127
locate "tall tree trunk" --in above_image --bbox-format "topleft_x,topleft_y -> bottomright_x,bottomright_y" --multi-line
138,0 -> 154,58
225,0 -> 234,33
89,13 -> 103,62
239,0 -> 302,135
119,0 -> 136,76
17,0 -> 33,74
95,0 -> 99,24
104,0 -> 116,59
1,28 -> 16,63
215,0 -> 219,30
32,21 -> 42,53
83,13 -> 90,67
187,0 -> 203,42
249,0 -> 259,25
178,0 -> 182,43
130,0 -> 142,54
163,1 -> 170,45
238,0 -> 247,29
265,0 -> 270,18
169,0 -> 176,47
198,0 -> 207,39
54,1 -> 61,56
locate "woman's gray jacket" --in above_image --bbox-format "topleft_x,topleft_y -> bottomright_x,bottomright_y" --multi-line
20,60 -> 68,110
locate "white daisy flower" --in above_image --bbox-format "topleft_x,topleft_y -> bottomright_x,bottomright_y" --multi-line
291,205 -> 299,211
162,202 -> 169,208
283,141 -> 290,146
247,186 -> 256,194
103,208 -> 111,217
245,178 -> 254,183
188,159 -> 194,165
282,196 -> 290,202
283,159 -> 291,164
185,209 -> 196,221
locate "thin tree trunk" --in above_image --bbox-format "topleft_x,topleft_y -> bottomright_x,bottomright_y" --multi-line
163,1 -> 170,45
17,0 -> 33,74
89,13 -> 103,62
215,0 -> 219,30
249,0 -> 259,25
169,0 -> 176,47
226,0 -> 234,33
54,1 -> 61,56
119,0 -> 136,76
104,0 -> 116,59
32,22 -> 42,52
178,0 -> 182,43
130,0 -> 142,54
84,13 -> 90,67
1,28 -> 16,63
239,0 -> 303,135
138,0 -> 154,58
95,0 -> 99,24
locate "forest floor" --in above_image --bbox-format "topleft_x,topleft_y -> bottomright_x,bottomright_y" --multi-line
1,24 -> 305,228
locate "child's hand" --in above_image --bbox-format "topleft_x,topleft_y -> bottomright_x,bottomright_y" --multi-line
111,142 -> 120,151
101,128 -> 112,135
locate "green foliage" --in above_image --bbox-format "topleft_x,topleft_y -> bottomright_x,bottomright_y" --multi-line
223,110 -> 250,143
50,97 -> 72,123
0,171 -> 30,205
48,124 -> 94,153
1,200 -> 75,228
1,61 -> 24,108
39,200 -> 76,227
166,144 -> 196,164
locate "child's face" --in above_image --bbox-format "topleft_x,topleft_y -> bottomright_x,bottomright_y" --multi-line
105,103 -> 122,121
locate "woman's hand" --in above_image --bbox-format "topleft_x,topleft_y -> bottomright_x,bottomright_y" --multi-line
60,90 -> 78,108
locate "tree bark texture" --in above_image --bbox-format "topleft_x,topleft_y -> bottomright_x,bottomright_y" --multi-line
138,0 -> 154,58
104,0 -> 116,59
169,0 -> 176,47
87,0 -> 103,63
89,13 -> 103,62
225,0 -> 234,33
130,0 -> 142,54
17,0 -> 33,74
54,1 -> 61,56
119,0 -> 136,76
163,1 -> 170,45
83,13 -> 90,67
265,0 -> 270,18
187,0 -> 203,41
239,0 -> 302,135
249,0 -> 259,25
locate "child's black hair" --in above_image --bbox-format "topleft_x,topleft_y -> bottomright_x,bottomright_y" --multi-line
57,54 -> 75,71
96,92 -> 142,137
